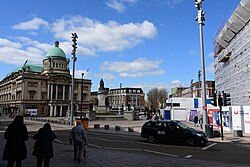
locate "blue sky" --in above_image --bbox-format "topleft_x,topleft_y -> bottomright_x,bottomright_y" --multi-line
0,0 -> 240,93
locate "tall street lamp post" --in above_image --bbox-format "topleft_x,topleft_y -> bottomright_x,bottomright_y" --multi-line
19,60 -> 28,116
71,33 -> 78,126
194,0 -> 208,127
80,73 -> 84,120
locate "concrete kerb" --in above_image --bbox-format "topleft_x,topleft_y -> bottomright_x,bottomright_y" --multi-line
23,117 -> 143,135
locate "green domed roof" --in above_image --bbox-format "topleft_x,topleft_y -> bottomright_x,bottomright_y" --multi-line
45,41 -> 66,58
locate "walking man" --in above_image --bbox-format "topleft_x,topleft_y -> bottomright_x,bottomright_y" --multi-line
69,121 -> 87,163
199,115 -> 203,129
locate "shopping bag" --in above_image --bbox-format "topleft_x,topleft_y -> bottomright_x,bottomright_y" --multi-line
83,146 -> 87,159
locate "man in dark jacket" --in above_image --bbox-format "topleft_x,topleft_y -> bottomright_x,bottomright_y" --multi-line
2,116 -> 28,167
33,123 -> 57,167
69,121 -> 87,163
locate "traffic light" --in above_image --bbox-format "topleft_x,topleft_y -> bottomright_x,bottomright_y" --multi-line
223,92 -> 231,106
211,93 -> 217,106
218,93 -> 223,107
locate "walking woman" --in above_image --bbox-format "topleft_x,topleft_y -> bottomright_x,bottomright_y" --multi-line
2,116 -> 28,167
33,123 -> 57,167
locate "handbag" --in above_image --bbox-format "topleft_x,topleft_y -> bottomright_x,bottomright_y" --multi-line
83,146 -> 87,159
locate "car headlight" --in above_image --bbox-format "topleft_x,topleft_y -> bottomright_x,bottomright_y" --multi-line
196,133 -> 204,137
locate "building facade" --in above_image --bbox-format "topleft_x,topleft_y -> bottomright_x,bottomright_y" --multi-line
214,0 -> 250,105
107,87 -> 145,110
171,81 -> 215,98
0,41 -> 92,117
181,81 -> 215,98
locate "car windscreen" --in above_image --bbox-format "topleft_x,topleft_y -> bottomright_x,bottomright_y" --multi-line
175,122 -> 190,129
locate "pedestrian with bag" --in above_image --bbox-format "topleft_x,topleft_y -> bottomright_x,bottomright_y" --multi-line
193,114 -> 198,127
2,116 -> 28,167
199,114 -> 203,129
32,123 -> 57,167
69,121 -> 87,163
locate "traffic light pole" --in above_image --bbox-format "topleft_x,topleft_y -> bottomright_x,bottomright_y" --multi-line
218,92 -> 224,140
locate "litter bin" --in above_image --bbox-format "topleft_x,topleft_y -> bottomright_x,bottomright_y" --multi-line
75,118 -> 89,129
205,124 -> 214,138
233,130 -> 243,137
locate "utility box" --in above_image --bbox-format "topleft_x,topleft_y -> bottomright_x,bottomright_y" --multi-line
205,124 -> 214,138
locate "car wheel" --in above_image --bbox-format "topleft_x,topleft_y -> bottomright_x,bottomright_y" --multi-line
148,135 -> 155,143
186,138 -> 195,146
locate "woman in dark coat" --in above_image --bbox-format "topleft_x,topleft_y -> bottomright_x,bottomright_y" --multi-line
33,123 -> 56,167
2,115 -> 28,167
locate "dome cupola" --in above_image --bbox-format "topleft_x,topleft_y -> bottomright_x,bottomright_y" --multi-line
45,41 -> 66,59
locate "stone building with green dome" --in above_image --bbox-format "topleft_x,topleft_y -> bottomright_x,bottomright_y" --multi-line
0,41 -> 92,117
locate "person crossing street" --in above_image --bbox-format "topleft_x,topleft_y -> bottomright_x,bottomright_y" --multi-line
69,121 -> 87,163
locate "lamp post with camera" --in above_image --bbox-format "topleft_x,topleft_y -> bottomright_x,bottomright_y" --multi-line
70,33 -> 78,126
194,0 -> 208,127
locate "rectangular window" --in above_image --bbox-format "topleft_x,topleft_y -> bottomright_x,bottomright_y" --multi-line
29,91 -> 36,100
42,92 -> 47,100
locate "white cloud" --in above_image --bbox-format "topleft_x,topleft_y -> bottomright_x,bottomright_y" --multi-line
56,41 -> 96,57
170,80 -> 182,87
0,37 -> 47,65
106,0 -> 125,13
100,58 -> 165,78
0,47 -> 44,65
189,49 -> 199,56
166,0 -> 183,9
51,16 -> 157,54
120,70 -> 165,78
106,0 -> 137,13
208,52 -> 214,58
206,63 -> 214,73
94,73 -> 115,81
11,16 -> 156,57
73,69 -> 90,79
0,38 -> 21,48
130,82 -> 169,94
12,17 -> 49,30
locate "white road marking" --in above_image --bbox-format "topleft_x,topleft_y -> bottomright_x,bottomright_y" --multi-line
105,147 -> 142,151
185,155 -> 192,158
55,139 -> 63,144
201,143 -> 217,150
144,149 -> 179,158
88,142 -> 180,158
88,143 -> 103,149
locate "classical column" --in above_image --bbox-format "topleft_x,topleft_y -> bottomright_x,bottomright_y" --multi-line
50,84 -> 53,100
50,105 -> 53,117
47,84 -> 50,99
56,85 -> 58,100
54,106 -> 57,116
63,85 -> 65,100
60,105 -> 63,116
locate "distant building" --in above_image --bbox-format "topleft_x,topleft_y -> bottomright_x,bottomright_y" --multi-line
213,0 -> 250,105
170,81 -> 215,98
0,41 -> 92,117
90,80 -> 145,111
108,87 -> 145,110
182,81 -> 215,98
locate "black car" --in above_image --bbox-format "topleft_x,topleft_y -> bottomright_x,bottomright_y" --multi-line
141,120 -> 208,146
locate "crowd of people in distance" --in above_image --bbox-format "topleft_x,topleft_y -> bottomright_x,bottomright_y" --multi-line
144,107 -> 163,121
